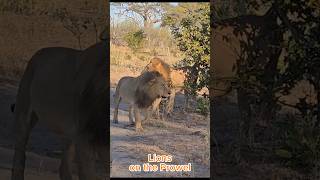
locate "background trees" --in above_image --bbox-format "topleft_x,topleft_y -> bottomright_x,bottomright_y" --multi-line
164,4 -> 210,108
111,3 -> 210,109
213,0 -> 320,177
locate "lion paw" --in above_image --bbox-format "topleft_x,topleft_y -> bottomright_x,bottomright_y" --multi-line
113,119 -> 118,124
135,127 -> 144,133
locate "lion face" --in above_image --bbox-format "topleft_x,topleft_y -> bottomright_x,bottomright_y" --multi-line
148,75 -> 171,99
135,71 -> 171,108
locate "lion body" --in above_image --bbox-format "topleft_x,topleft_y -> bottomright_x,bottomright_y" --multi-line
142,57 -> 176,119
11,41 -> 108,180
113,71 -> 170,132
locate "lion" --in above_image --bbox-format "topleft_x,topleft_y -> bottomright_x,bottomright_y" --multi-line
113,71 -> 171,132
142,57 -> 176,120
11,35 -> 108,179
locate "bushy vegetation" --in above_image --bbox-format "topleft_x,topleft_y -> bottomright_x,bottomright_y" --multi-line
275,113 -> 320,173
164,4 -> 210,101
123,29 -> 145,52
214,0 -> 320,178
196,97 -> 210,116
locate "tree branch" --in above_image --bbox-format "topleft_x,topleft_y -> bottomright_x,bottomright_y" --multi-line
273,1 -> 313,49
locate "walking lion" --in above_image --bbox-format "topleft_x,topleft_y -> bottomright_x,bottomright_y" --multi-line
142,57 -> 176,120
11,38 -> 108,179
113,71 -> 171,132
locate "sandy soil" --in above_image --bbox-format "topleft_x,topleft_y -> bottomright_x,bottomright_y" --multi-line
109,88 -> 210,177
0,76 -> 210,179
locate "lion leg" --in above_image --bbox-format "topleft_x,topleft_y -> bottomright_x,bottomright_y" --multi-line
75,139 -> 95,180
96,144 -> 109,179
152,98 -> 161,119
11,111 -> 37,180
133,106 -> 143,132
59,140 -> 74,180
165,89 -> 176,119
144,107 -> 151,122
113,96 -> 121,124
128,105 -> 134,125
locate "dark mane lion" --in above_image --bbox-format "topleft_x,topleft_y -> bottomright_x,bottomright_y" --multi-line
11,40 -> 108,180
135,71 -> 164,108
141,57 -> 175,120
113,71 -> 171,132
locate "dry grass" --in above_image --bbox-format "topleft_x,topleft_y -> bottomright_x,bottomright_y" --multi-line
110,43 -> 184,86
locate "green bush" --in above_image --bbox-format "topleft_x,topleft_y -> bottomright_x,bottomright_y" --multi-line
167,4 -> 210,99
275,113 -> 320,174
124,30 -> 145,52
196,97 -> 209,116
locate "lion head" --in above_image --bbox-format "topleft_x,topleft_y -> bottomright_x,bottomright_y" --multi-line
144,57 -> 171,83
135,71 -> 171,108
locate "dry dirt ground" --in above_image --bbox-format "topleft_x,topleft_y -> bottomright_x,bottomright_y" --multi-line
0,76 -> 210,179
109,87 -> 210,177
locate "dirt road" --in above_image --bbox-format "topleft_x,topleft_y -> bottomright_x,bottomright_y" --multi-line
0,79 -> 210,178
110,88 -> 210,177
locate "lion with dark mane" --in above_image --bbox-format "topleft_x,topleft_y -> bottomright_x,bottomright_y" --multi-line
142,57 -> 175,119
11,31 -> 108,180
113,71 -> 171,132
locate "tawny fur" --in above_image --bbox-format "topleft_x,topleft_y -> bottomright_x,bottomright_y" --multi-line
141,57 -> 176,120
113,71 -> 171,132
11,40 -> 108,180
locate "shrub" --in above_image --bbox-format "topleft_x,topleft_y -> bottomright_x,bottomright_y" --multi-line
275,113 -> 320,174
124,29 -> 145,52
196,97 -> 209,116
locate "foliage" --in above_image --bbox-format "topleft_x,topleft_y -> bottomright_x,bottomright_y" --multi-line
51,8 -> 93,49
0,0 -> 32,15
111,3 -> 180,55
144,27 -> 176,52
196,97 -> 210,116
165,4 -> 210,98
123,30 -> 146,52
275,113 -> 320,174
112,2 -> 164,28
214,1 -> 320,173
111,19 -> 140,46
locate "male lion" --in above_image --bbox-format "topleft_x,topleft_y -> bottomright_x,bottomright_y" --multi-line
11,35 -> 108,179
113,71 -> 171,132
142,57 -> 175,119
